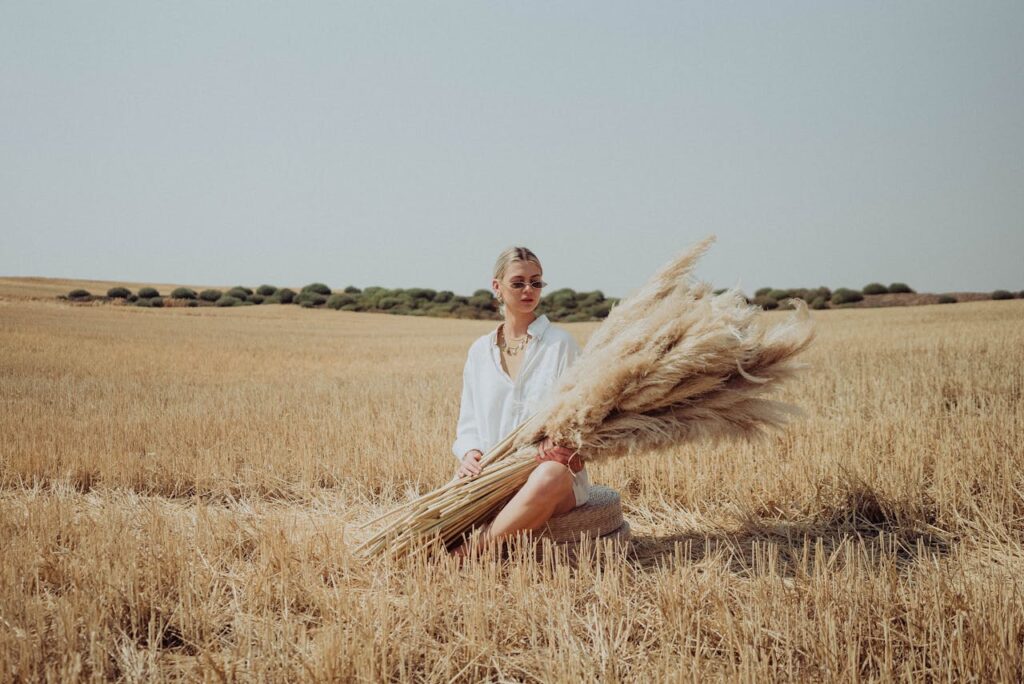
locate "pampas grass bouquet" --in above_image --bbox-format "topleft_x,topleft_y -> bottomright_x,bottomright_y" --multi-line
358,236 -> 815,559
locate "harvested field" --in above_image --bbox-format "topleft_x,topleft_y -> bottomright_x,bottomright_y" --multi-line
1,293 -> 1022,681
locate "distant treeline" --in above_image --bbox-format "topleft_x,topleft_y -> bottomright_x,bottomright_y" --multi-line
62,283 -> 619,322
62,281 -> 1023,320
747,282 -> 1020,309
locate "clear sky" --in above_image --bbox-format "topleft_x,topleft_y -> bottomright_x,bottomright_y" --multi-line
2,2 -> 1021,297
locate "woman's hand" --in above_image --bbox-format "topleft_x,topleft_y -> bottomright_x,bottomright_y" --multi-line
536,436 -> 584,473
456,449 -> 484,479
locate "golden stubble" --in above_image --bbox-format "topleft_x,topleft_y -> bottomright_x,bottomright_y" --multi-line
1,298 -> 1022,681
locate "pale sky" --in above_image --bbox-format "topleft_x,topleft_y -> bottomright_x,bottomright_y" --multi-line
2,2 -> 1022,297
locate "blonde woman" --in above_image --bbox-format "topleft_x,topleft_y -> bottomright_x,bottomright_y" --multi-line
450,247 -> 591,555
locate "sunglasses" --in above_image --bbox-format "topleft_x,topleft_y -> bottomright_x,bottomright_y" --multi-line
505,279 -> 547,290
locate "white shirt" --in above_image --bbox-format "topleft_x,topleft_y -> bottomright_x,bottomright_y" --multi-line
452,314 -> 591,506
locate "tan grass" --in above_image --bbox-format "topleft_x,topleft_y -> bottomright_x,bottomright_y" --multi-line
1,295 -> 1023,680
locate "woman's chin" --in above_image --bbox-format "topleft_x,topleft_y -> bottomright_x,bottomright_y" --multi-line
512,303 -> 538,315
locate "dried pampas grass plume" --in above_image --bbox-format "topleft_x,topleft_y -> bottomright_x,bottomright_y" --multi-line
357,235 -> 815,559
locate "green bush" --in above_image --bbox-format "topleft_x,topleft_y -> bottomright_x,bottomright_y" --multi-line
888,282 -> 914,294
68,289 -> 91,299
277,288 -> 296,304
256,284 -> 278,296
937,295 -> 957,304
433,290 -> 454,303
832,288 -> 864,305
233,286 -> 254,296
302,283 -> 331,296
542,288 -> 578,310
755,287 -> 773,297
377,296 -> 403,310
187,300 -> 199,308
767,289 -> 792,301
404,288 -> 436,301
249,294 -> 265,304
171,287 -> 197,300
225,287 -> 249,301
107,287 -> 131,298
135,298 -> 153,307
327,293 -> 357,310
150,297 -> 164,308
199,289 -> 222,302
469,293 -> 496,310
992,290 -> 1014,300
127,294 -> 139,303
1019,291 -> 1024,299
753,296 -> 779,310
589,300 -> 614,319
810,296 -> 828,310
562,312 -> 592,323
138,287 -> 160,299
295,292 -> 326,306
216,295 -> 243,307
300,300 -> 317,308
344,285 -> 362,294
863,283 -> 888,295
425,301 -> 459,315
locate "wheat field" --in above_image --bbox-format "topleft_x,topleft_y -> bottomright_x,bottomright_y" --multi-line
1,293 -> 1022,681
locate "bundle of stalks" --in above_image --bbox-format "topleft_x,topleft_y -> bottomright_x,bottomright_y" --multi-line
356,236 -> 814,559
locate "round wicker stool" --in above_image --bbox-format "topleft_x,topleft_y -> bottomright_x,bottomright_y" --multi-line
536,485 -> 631,555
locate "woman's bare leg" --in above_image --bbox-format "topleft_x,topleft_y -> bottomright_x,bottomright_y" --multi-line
484,461 -> 577,540
450,462 -> 577,557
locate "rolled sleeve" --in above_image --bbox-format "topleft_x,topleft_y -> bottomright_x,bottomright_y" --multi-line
452,355 -> 482,461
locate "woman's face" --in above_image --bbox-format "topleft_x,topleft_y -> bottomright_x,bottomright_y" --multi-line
493,261 -> 543,316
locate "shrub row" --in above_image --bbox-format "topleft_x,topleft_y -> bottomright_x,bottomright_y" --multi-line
65,278 -> 1024,317
750,282 -> 923,310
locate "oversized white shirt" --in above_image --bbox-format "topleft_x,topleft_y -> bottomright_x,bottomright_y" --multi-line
452,315 -> 591,505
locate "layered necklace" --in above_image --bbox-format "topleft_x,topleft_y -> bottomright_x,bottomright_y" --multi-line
499,326 -> 530,356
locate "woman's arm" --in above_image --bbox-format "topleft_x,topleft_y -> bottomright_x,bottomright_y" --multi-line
452,351 -> 483,474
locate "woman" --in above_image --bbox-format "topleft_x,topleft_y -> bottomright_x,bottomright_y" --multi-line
450,246 -> 591,555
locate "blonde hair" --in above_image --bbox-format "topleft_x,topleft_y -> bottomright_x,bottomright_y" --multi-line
492,246 -> 543,315
493,246 -> 542,281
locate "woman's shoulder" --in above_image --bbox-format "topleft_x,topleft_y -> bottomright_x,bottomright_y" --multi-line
540,320 -> 581,351
466,330 -> 495,357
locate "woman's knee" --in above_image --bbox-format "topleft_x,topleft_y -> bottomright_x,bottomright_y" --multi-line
524,461 -> 573,498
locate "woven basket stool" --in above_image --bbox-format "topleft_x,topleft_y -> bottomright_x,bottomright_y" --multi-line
535,485 -> 631,555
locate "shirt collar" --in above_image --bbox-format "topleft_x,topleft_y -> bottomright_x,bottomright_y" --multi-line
490,314 -> 550,346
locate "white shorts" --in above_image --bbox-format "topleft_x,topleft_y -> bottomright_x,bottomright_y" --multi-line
570,466 -> 591,508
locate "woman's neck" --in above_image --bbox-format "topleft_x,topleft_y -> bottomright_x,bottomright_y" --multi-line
502,310 -> 537,339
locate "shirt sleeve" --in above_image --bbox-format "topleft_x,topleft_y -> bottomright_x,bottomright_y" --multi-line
452,351 -> 482,461
556,333 -> 582,378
